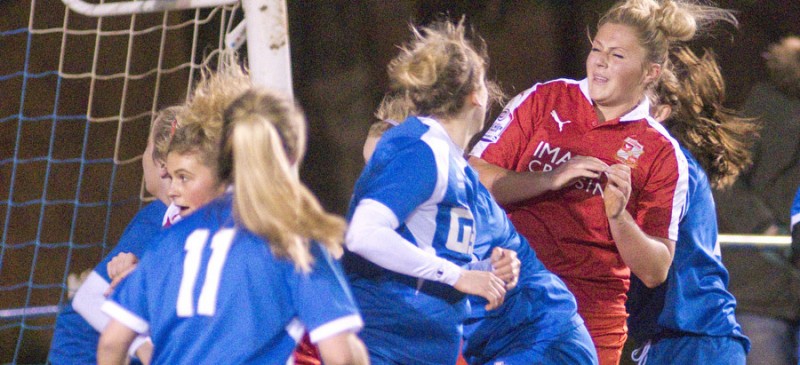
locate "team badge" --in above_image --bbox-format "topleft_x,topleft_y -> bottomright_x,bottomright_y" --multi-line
615,137 -> 644,168
481,109 -> 511,143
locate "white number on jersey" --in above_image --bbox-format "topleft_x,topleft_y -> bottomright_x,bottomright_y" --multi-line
176,228 -> 236,317
446,207 -> 475,255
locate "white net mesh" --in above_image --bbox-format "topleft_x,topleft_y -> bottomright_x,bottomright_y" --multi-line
0,1 -> 241,362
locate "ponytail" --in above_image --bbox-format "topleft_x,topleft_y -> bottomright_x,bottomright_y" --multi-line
220,89 -> 346,271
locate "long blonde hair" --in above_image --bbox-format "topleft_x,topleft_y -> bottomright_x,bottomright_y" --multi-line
651,46 -> 757,188
387,18 -> 503,118
599,0 -> 737,68
219,89 -> 346,272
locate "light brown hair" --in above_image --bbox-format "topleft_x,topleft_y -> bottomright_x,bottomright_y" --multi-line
599,0 -> 737,70
387,18 -> 503,118
651,46 -> 757,188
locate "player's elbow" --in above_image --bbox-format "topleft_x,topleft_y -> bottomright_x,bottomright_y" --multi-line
318,333 -> 369,365
638,269 -> 668,289
96,332 -> 128,365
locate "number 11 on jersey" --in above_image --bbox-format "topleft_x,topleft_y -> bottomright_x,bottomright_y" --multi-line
176,228 -> 236,317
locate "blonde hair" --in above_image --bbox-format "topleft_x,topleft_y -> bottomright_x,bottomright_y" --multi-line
367,94 -> 413,138
651,46 -> 757,188
599,0 -> 738,67
387,18 -> 503,118
168,51 -> 251,168
151,105 -> 183,163
219,88 -> 346,272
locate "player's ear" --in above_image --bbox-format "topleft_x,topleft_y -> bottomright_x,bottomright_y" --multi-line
651,104 -> 672,123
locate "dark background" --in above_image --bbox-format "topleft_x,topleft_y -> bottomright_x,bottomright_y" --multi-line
1,0 -> 799,363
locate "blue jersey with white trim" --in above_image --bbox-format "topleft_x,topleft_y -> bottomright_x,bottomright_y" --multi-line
343,115 -> 477,364
465,181 -> 583,330
105,195 -> 362,365
49,200 -> 167,364
791,186 -> 800,229
463,183 -> 587,357
627,147 -> 749,347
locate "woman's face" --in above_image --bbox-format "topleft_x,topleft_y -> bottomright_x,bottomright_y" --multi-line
166,151 -> 226,218
586,23 -> 657,113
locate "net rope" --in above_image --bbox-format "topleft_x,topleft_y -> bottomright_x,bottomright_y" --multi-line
0,2 -> 238,363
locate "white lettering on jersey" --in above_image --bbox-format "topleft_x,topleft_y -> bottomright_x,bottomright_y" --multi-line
529,141 -> 604,197
550,110 -> 571,132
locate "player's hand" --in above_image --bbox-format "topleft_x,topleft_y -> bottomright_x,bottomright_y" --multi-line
104,264 -> 137,297
107,252 -> 138,280
548,156 -> 608,191
490,247 -> 519,290
603,164 -> 632,219
454,270 -> 506,311
104,252 -> 138,297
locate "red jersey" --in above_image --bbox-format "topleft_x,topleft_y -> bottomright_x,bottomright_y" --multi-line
471,78 -> 687,321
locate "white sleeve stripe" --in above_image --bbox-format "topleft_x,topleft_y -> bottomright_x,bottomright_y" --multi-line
101,300 -> 149,334
308,314 -> 364,344
792,213 -> 800,229
128,336 -> 151,358
645,118 -> 689,242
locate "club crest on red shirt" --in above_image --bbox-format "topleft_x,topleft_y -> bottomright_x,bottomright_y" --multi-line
615,137 -> 643,168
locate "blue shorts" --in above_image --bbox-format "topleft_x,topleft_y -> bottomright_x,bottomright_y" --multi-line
465,321 -> 598,365
632,335 -> 747,365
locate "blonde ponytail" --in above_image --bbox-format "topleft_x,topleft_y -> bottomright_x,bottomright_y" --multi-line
220,89 -> 346,272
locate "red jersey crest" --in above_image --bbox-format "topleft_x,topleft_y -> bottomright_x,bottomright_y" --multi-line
615,137 -> 644,168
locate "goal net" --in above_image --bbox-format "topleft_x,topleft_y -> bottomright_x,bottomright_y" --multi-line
0,0 -> 289,362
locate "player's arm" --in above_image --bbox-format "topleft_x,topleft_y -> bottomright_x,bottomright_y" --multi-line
608,212 -> 675,288
469,155 -> 608,206
97,319 -> 137,365
464,248 -> 519,290
605,163 -> 675,287
347,199 -> 506,309
316,331 -> 369,365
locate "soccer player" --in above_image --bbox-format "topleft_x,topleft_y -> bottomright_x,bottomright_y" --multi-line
364,94 -> 598,365
48,106 -> 182,364
343,19 -> 509,364
468,1 -> 738,363
97,87 -> 368,364
625,46 -> 753,365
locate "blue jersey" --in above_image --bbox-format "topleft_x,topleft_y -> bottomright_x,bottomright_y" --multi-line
463,183 -> 595,364
343,116 -> 477,364
791,187 -> 800,230
49,200 -> 167,364
627,147 -> 749,347
103,195 -> 362,365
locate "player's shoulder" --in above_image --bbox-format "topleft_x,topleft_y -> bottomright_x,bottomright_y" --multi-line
127,200 -> 168,228
373,120 -> 437,164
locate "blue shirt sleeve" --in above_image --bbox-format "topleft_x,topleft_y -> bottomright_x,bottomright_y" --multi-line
94,201 -> 167,280
291,242 -> 361,341
359,139 -> 438,223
